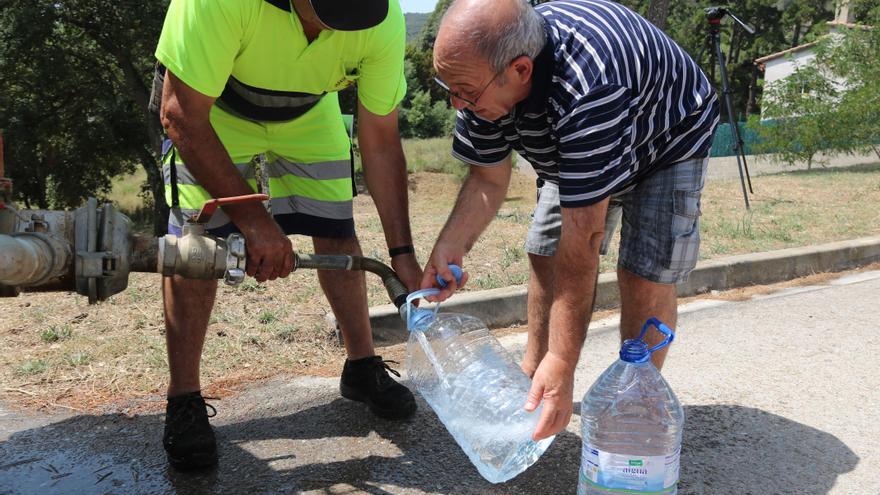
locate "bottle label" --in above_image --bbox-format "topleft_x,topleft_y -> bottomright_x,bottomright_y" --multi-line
580,442 -> 679,493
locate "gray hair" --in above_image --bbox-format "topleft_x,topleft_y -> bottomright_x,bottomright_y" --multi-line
446,0 -> 546,74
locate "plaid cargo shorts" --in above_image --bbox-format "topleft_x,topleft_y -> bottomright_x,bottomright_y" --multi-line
525,157 -> 709,284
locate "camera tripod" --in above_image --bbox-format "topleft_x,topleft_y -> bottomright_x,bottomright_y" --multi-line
698,6 -> 755,209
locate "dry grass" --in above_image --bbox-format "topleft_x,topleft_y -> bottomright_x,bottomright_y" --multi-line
701,164 -> 880,256
2,140 -> 879,414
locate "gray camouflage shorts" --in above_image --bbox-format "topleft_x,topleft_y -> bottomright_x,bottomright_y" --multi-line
524,157 -> 708,284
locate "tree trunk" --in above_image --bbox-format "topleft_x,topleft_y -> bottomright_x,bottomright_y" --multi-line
745,61 -> 760,116
733,34 -> 742,65
38,150 -> 54,209
791,22 -> 802,47
728,29 -> 737,63
645,0 -> 671,31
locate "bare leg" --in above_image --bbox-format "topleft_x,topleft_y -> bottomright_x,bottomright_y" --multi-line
522,253 -> 555,377
163,276 -> 217,397
312,236 -> 374,360
617,267 -> 677,370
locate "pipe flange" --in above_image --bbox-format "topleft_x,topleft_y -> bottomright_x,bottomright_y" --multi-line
224,233 -> 246,286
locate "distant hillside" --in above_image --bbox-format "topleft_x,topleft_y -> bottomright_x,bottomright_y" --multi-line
404,12 -> 430,43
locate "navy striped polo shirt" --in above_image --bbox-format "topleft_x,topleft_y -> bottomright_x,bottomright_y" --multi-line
451,0 -> 720,207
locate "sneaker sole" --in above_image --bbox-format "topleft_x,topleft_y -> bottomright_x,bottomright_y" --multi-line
166,452 -> 218,471
340,383 -> 417,420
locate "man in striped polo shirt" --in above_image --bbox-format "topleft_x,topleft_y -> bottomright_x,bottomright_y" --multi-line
422,0 -> 719,440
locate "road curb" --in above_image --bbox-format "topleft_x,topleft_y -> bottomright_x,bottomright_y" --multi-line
355,236 -> 880,344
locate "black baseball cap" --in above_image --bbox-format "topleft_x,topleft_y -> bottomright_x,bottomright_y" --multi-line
310,0 -> 389,31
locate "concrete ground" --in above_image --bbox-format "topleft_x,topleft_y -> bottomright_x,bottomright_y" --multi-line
1,268 -> 878,494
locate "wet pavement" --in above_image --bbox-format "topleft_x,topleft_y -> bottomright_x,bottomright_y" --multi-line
2,270 -> 879,494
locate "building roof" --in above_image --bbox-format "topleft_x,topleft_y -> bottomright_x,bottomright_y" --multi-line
754,40 -> 821,64
754,21 -> 872,65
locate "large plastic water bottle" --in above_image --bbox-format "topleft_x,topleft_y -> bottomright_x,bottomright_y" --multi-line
403,267 -> 555,484
579,318 -> 684,494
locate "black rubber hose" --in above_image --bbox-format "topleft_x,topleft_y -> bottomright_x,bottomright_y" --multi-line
294,253 -> 409,308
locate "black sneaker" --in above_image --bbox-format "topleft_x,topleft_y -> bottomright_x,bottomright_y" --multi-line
340,356 -> 417,420
163,391 -> 218,471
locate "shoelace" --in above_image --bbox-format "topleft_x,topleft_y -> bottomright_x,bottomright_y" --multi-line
374,359 -> 402,388
171,395 -> 218,428
378,359 -> 402,377
202,397 -> 218,418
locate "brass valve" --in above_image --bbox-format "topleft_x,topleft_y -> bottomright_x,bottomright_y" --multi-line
157,194 -> 267,285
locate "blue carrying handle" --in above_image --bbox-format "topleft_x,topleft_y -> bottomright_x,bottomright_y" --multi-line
435,264 -> 463,288
638,317 -> 675,354
404,265 -> 463,331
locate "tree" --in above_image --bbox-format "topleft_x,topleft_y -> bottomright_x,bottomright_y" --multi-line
0,0 -> 169,233
407,0 -> 454,105
399,0 -> 836,123
646,0 -> 672,31
751,14 -> 880,168
399,89 -> 455,139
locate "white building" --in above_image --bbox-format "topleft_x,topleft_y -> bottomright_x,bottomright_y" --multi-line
754,1 -> 861,120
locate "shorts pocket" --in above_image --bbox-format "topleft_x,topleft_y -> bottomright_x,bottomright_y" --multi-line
672,189 -> 701,236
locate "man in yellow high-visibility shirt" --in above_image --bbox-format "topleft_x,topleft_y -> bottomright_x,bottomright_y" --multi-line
154,0 -> 421,470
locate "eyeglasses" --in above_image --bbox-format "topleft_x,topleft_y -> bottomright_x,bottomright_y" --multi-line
433,70 -> 503,107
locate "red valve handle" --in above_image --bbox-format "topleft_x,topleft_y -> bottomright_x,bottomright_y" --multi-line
191,193 -> 269,224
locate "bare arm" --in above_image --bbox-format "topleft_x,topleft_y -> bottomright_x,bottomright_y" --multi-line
356,102 -> 412,248
527,197 -> 609,440
420,156 -> 513,297
356,102 -> 422,291
160,70 -> 292,281
548,199 -> 608,363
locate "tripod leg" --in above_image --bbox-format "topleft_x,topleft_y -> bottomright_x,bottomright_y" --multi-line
738,132 -> 754,193
714,33 -> 750,210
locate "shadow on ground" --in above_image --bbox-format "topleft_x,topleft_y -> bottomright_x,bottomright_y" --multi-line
0,402 -> 857,495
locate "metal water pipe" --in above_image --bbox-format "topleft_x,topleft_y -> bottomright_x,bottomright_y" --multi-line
0,193 -> 408,306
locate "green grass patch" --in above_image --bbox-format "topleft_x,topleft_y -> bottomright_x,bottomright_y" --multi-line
257,310 -> 277,325
41,325 -> 73,343
15,359 -> 48,376
64,352 -> 92,367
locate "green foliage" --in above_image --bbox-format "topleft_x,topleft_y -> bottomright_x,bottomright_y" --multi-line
501,245 -> 525,268
0,0 -> 169,230
750,18 -> 880,168
405,0 -> 454,104
399,89 -> 455,139
401,138 -> 468,178
399,0 -> 841,124
16,359 -> 48,376
236,279 -> 266,293
64,351 -> 92,367
257,310 -> 277,325
41,325 -> 73,343
404,13 -> 430,42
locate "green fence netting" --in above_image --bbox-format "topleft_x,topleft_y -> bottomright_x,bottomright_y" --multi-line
709,122 -> 764,157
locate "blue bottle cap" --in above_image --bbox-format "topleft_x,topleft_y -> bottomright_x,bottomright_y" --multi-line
620,339 -> 650,363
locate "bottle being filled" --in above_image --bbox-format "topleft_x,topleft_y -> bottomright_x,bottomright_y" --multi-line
402,266 -> 555,484
579,318 -> 684,494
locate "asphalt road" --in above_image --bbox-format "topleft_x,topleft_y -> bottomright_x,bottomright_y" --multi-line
2,269 -> 879,494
